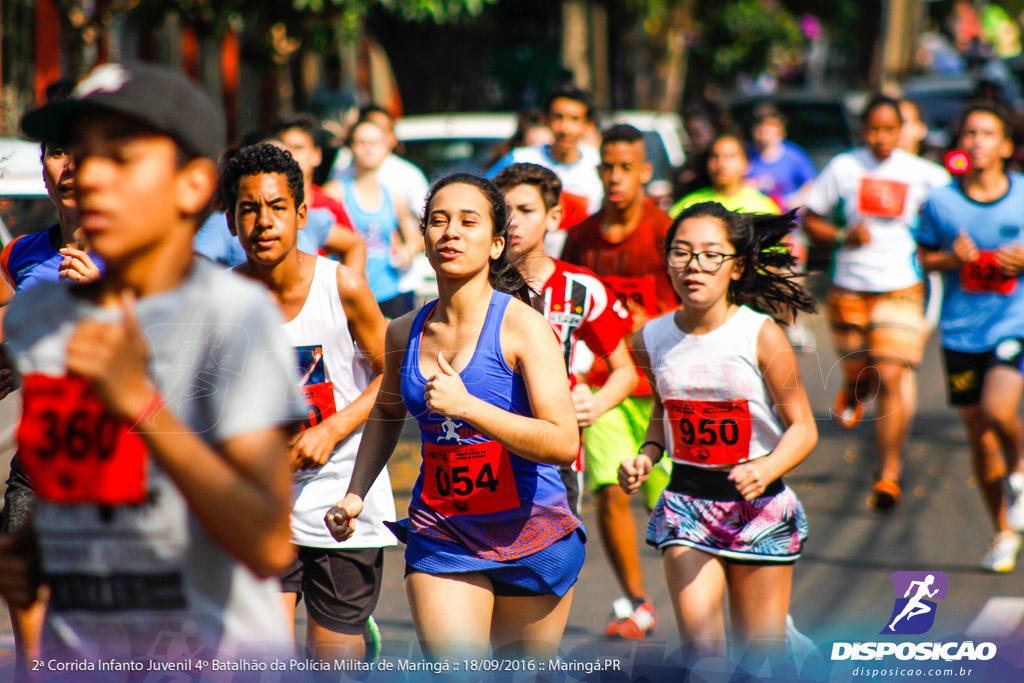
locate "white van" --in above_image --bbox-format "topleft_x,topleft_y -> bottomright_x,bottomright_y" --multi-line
0,138 -> 53,246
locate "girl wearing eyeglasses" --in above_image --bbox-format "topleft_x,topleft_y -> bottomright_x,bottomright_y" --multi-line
617,201 -> 817,667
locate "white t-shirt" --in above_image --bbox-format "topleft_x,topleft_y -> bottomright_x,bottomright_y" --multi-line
281,257 -> 396,548
489,144 -> 604,214
805,148 -> 949,292
643,306 -> 783,467
5,259 -> 304,660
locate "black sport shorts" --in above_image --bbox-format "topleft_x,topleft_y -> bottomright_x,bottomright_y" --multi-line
279,546 -> 384,635
942,338 -> 1024,407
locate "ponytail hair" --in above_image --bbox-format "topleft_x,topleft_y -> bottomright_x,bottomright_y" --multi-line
420,173 -> 536,306
665,202 -> 816,320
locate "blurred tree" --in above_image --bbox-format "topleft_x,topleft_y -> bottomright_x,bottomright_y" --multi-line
623,0 -> 805,110
47,0 -> 144,77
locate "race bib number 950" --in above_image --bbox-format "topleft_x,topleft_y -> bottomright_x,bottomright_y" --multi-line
664,399 -> 752,466
421,440 -> 520,515
17,374 -> 148,504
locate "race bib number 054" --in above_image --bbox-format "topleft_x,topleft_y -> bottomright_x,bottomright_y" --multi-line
421,440 -> 520,516
18,374 -> 148,504
664,399 -> 752,466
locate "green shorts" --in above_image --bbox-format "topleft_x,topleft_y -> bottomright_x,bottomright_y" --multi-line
584,395 -> 671,509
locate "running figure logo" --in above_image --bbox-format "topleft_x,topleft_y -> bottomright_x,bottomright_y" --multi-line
882,571 -> 949,635
439,416 -> 462,444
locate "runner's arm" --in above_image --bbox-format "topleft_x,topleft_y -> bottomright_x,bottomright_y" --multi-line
341,314 -> 413,500
801,209 -> 846,245
618,331 -> 664,493
737,319 -> 817,491
918,230 -> 977,272
585,338 -> 638,421
322,223 -> 367,274
326,315 -> 412,541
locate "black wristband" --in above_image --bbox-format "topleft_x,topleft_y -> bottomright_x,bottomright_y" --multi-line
638,441 -> 664,459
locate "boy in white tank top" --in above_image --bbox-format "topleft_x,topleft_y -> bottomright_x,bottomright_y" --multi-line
223,143 -> 393,662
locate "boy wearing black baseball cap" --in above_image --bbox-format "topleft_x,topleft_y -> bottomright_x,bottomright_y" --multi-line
1,63 -> 303,661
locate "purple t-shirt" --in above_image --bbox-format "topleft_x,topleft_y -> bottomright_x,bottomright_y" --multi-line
746,141 -> 817,211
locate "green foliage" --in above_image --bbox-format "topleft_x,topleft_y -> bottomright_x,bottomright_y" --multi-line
700,0 -> 804,77
624,0 -> 806,83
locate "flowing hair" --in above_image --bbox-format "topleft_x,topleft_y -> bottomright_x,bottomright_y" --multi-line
420,173 -> 536,307
666,202 -> 816,320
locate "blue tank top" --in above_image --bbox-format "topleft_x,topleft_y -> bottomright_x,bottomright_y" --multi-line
1,225 -> 106,292
342,177 -> 401,301
400,290 -> 580,561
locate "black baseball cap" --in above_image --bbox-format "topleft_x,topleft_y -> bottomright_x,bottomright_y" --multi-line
21,62 -> 225,161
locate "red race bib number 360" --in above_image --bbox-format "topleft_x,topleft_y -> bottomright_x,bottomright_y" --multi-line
18,374 -> 148,505
960,251 -> 1019,295
664,399 -> 752,466
421,440 -> 520,516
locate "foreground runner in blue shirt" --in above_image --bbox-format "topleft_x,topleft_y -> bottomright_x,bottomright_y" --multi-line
918,100 -> 1024,573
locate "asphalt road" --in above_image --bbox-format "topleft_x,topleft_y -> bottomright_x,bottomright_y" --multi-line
1,295 -> 1023,681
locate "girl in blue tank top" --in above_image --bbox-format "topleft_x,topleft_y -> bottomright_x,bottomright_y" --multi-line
327,174 -> 583,661
341,119 -> 421,317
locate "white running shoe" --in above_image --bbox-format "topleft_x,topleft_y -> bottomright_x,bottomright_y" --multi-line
1007,472 -> 1024,532
785,614 -> 816,668
981,532 -> 1022,573
611,596 -> 634,620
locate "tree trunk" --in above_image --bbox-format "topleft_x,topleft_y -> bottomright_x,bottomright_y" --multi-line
561,0 -> 590,88
655,1 -> 694,113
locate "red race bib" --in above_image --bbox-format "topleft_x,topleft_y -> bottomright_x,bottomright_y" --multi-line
960,251 -> 1019,295
18,374 -> 148,505
664,399 -> 752,466
602,275 -> 659,316
858,177 -> 909,218
299,382 -> 337,431
421,440 -> 520,515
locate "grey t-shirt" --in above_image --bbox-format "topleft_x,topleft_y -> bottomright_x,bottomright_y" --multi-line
5,259 -> 304,660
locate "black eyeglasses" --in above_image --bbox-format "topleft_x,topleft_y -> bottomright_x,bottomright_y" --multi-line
667,248 -> 738,273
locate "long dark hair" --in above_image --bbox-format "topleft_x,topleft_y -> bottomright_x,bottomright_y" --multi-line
420,173 -> 534,305
665,202 -> 816,319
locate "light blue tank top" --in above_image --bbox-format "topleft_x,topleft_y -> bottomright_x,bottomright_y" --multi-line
342,177 -> 401,302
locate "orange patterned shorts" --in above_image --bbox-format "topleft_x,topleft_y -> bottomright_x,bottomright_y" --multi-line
826,283 -> 926,367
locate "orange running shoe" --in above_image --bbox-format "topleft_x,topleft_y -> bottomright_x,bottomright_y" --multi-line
869,479 -> 901,511
607,601 -> 657,639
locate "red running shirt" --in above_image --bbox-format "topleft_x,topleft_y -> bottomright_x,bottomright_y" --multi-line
310,185 -> 355,231
561,199 -> 679,393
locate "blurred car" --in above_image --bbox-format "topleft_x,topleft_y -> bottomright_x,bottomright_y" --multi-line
0,137 -> 53,247
726,91 -> 857,170
394,110 -> 686,204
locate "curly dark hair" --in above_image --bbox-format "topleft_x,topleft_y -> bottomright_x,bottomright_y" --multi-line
420,173 -> 534,305
665,202 -> 816,320
220,143 -> 304,213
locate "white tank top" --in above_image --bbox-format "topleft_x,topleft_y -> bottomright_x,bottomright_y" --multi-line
281,256 -> 396,548
642,306 -> 783,467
